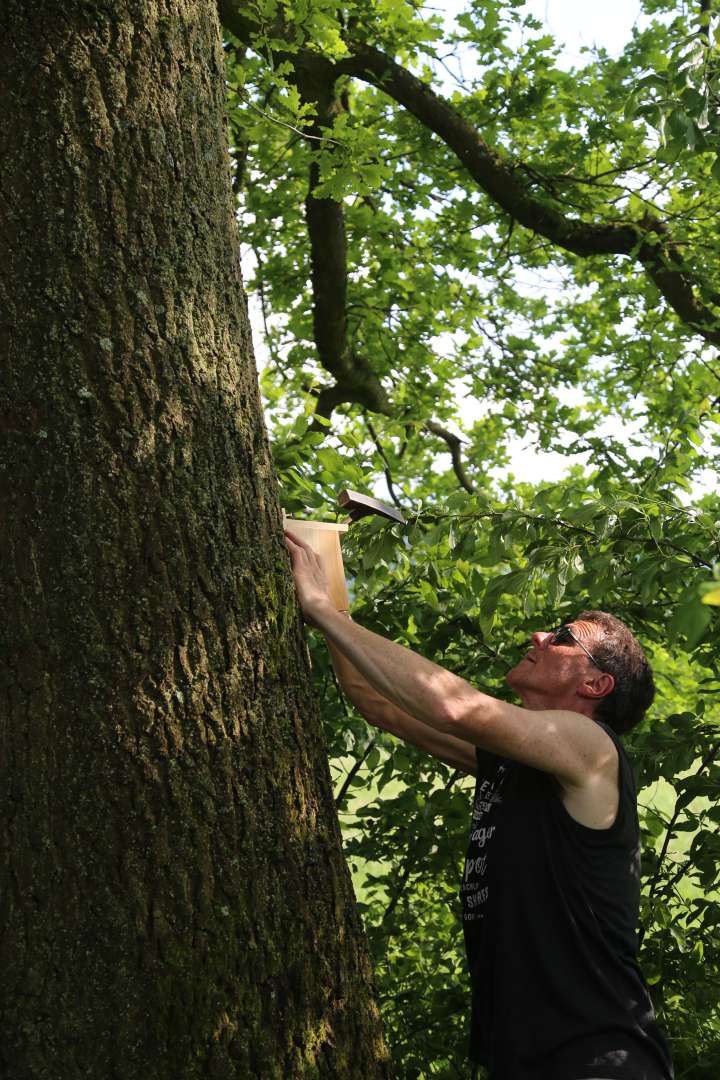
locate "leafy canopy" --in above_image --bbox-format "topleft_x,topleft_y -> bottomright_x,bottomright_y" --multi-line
221,0 -> 720,1074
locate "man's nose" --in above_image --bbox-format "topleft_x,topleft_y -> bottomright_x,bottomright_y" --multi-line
531,631 -> 553,650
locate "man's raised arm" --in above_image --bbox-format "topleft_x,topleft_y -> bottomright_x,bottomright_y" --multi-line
281,527 -> 477,774
327,622 -> 477,775
285,530 -> 618,791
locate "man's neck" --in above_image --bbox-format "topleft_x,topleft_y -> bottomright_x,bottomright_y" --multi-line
519,691 -> 595,719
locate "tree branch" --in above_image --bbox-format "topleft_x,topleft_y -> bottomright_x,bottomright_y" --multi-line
365,415 -> 405,510
228,43 -> 250,195
219,1 -> 720,351
290,57 -> 393,417
335,43 -> 720,348
424,420 -> 475,493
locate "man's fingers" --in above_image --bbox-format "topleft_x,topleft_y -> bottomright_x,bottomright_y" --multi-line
284,531 -> 309,565
284,529 -> 312,555
284,529 -> 321,569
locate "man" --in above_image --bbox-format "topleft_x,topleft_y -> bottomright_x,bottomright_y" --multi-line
285,531 -> 675,1080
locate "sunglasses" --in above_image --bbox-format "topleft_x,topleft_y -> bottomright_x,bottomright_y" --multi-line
547,624 -> 603,670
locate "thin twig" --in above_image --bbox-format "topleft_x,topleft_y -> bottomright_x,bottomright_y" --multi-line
646,740 -> 720,901
335,737 -> 378,808
238,90 -> 344,145
379,768 -> 462,938
364,414 -> 405,510
424,420 -> 475,493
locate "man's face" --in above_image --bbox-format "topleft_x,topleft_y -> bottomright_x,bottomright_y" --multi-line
505,618 -> 602,710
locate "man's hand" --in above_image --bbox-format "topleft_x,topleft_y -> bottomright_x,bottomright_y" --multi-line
284,530 -> 335,625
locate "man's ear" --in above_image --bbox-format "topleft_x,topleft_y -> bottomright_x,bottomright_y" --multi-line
579,672 -> 615,701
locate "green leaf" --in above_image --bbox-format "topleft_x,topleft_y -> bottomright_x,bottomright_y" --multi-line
668,597 -> 713,648
700,583 -> 720,606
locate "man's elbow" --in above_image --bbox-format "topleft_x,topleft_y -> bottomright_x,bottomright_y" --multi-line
339,680 -> 388,721
439,692 -> 492,740
431,700 -> 464,736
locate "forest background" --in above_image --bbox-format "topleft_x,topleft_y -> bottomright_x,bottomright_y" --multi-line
223,0 -> 720,1076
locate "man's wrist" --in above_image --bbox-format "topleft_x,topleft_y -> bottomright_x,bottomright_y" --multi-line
307,599 -> 342,629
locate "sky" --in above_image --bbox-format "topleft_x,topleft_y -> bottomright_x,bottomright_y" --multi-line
518,0 -> 646,63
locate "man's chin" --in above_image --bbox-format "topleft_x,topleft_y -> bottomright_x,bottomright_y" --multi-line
506,661 -> 535,697
505,665 -> 521,692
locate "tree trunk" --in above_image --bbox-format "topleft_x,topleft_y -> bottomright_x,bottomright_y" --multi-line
0,3 -> 390,1077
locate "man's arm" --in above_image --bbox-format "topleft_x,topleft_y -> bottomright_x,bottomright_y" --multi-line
328,630 -> 477,774
286,531 -> 617,788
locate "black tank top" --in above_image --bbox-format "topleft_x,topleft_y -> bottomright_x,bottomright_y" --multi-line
461,720 -> 674,1080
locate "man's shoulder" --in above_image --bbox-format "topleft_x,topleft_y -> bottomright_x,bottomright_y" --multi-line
456,699 -> 620,791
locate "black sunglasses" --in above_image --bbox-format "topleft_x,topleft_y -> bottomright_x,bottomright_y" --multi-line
548,625 -> 603,669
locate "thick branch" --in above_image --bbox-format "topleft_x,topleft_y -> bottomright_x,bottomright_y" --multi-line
337,47 -> 641,257
219,1 -> 720,351
303,159 -> 391,414
260,52 -> 392,415
228,43 -> 250,194
335,44 -> 720,348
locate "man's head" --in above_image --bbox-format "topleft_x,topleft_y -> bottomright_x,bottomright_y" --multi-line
505,610 -> 654,735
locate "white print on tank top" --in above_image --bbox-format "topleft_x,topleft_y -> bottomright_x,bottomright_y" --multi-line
461,763 -> 508,922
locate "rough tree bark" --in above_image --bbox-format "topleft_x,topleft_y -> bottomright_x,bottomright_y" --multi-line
0,3 -> 390,1077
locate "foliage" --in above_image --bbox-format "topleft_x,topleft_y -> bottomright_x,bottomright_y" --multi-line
221,0 -> 720,1075
629,7 -> 720,171
312,487 -> 720,1078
